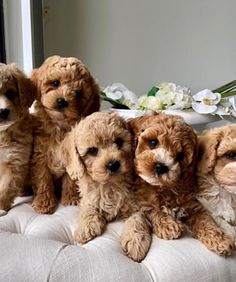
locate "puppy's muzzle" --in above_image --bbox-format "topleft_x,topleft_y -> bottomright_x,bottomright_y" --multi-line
0,108 -> 10,120
55,98 -> 69,111
155,162 -> 169,175
106,160 -> 121,174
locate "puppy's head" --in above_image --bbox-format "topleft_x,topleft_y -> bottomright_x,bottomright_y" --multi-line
0,63 -> 35,131
31,55 -> 100,124
198,124 -> 236,194
129,113 -> 197,189
59,112 -> 132,184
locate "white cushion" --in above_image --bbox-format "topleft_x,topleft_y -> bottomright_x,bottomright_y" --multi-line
0,197 -> 236,282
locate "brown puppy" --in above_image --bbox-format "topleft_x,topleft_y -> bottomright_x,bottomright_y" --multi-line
58,112 -> 136,244
197,125 -> 236,245
30,56 -> 100,214
0,63 -> 35,216
120,113 -> 234,262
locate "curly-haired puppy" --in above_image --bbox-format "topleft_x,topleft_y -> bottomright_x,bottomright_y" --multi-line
0,63 -> 35,216
30,56 -> 100,214
58,112 -> 136,244
197,124 -> 236,246
120,113 -> 234,262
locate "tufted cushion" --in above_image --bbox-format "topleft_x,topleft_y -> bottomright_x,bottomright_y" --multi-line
0,197 -> 236,282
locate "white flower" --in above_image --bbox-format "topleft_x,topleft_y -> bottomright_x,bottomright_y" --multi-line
138,95 -> 164,111
156,82 -> 192,110
103,83 -> 138,108
192,89 -> 221,114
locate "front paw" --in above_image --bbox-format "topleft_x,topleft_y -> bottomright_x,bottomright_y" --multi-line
153,216 -> 184,240
204,232 -> 234,256
120,231 -> 151,262
61,196 -> 80,206
32,195 -> 57,214
74,214 -> 106,244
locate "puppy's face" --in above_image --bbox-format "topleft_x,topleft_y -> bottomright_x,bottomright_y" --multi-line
198,125 -> 236,194
31,56 -> 100,124
0,63 -> 35,131
129,114 -> 197,188
63,112 -> 133,184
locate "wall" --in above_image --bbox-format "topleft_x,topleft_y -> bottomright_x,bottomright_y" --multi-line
43,0 -> 236,95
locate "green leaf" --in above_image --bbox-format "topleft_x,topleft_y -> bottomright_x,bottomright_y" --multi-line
212,80 -> 236,93
100,92 -> 130,109
147,86 -> 159,96
221,90 -> 236,98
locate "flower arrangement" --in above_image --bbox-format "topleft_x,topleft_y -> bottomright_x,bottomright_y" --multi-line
101,80 -> 236,117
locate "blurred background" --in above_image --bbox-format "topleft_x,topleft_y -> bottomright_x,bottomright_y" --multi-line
1,0 -> 236,95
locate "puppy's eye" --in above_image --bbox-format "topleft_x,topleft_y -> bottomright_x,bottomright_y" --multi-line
148,139 -> 158,149
51,80 -> 60,87
115,137 -> 124,149
75,90 -> 81,96
87,147 -> 98,156
225,151 -> 236,160
176,152 -> 185,162
5,90 -> 17,101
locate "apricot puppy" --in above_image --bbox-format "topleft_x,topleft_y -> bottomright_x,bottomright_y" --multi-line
58,112 -> 136,244
31,56 -> 100,214
121,113 -> 234,262
0,63 -> 35,215
197,125 -> 236,245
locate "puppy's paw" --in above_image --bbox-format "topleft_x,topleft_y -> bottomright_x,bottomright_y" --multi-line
61,196 -> 80,206
32,195 -> 57,214
120,231 -> 151,262
153,216 -> 184,240
0,210 -> 7,217
74,214 -> 106,244
203,232 -> 234,256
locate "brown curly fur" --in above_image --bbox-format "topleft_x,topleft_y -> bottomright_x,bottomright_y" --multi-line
58,112 -> 136,244
120,113 -> 234,262
30,56 -> 100,214
197,125 -> 236,245
0,63 -> 36,216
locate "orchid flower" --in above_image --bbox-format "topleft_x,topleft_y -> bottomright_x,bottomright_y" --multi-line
192,89 -> 221,114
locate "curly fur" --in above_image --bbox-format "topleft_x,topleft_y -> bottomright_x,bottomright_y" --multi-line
30,56 -> 100,214
0,63 -> 35,216
197,125 -> 236,246
58,112 -> 136,244
120,113 -> 234,262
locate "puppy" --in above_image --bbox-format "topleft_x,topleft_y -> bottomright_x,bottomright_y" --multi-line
120,113 -> 234,262
58,112 -> 136,244
30,56 -> 100,214
197,125 -> 236,245
0,63 -> 35,216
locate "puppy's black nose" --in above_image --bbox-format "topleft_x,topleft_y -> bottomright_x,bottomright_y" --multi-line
0,108 -> 10,120
106,160 -> 121,173
56,98 -> 69,110
155,162 -> 169,175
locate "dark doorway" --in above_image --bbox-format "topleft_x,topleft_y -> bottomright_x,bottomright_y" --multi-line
0,0 -> 6,63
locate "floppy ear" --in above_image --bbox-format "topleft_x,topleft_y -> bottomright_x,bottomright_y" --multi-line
58,127 -> 85,180
197,129 -> 222,174
30,68 -> 42,100
10,64 -> 36,110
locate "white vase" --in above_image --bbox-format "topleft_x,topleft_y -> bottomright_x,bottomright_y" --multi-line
109,108 -> 224,132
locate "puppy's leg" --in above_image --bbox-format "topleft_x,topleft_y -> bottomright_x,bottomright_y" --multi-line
61,173 -> 80,206
0,166 -> 26,216
31,164 -> 57,214
120,212 -> 152,262
187,208 -> 234,256
149,209 -> 184,240
74,205 -> 106,244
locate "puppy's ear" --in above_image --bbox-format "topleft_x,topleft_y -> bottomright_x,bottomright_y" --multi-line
197,129 -> 222,173
30,68 -> 41,100
58,128 -> 85,180
82,78 -> 101,116
10,64 -> 36,109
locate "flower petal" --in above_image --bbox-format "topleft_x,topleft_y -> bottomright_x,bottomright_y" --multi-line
193,89 -> 220,102
192,102 -> 217,114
